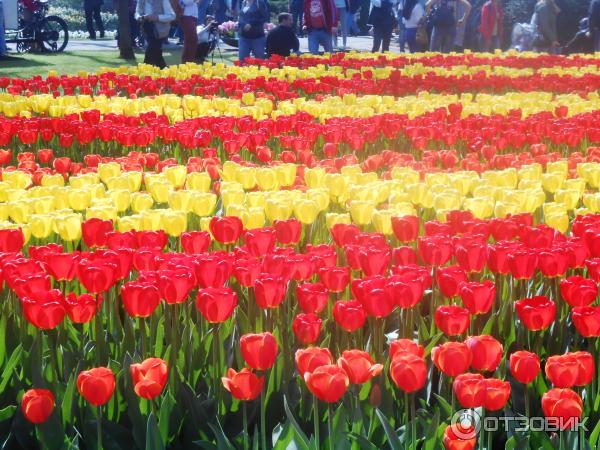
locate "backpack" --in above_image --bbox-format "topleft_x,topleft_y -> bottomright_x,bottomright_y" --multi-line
430,0 -> 455,28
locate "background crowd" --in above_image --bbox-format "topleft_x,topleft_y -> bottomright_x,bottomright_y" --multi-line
0,0 -> 599,61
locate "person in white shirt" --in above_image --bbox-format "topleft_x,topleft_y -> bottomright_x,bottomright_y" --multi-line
180,0 -> 199,62
136,0 -> 176,68
400,0 -> 424,51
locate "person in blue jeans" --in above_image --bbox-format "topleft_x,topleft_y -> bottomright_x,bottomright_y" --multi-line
290,0 -> 304,35
304,0 -> 336,53
0,0 -> 8,58
426,0 -> 470,52
238,0 -> 269,63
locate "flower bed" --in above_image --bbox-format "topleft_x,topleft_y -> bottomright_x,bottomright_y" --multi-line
1,53 -> 600,449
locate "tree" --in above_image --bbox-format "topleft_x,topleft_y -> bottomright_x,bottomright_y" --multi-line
116,0 -> 135,60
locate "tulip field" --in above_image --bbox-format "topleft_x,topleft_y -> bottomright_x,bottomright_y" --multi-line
3,52 -> 600,450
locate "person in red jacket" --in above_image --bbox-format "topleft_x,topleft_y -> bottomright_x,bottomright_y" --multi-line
479,0 -> 503,51
303,0 -> 337,53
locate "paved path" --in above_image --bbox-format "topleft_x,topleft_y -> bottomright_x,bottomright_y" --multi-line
65,34 -> 401,54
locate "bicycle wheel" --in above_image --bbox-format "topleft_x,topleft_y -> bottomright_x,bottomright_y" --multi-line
36,15 -> 69,53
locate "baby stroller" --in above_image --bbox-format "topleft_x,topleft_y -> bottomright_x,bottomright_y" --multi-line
510,21 -> 536,51
563,18 -> 593,54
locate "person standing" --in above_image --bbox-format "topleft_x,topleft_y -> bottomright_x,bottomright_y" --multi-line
0,0 -> 8,59
84,0 -> 105,39
290,0 -> 304,35
589,0 -> 600,51
179,0 -> 199,62
304,0 -> 336,53
401,0 -> 424,52
533,0 -> 559,53
426,0 -> 470,52
136,0 -> 176,68
267,12 -> 300,56
347,0 -> 361,35
333,0 -> 348,49
479,0 -> 502,51
369,0 -> 395,52
238,0 -> 269,63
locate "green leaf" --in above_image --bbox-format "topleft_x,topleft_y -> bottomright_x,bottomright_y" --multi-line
0,315 -> 7,368
432,394 -> 453,419
348,433 -> 379,450
423,333 -> 443,357
158,393 -> 176,445
0,345 -> 22,393
283,396 -> 311,450
0,405 -> 16,422
207,421 -> 236,450
423,409 -> 440,450
375,409 -> 402,450
61,373 -> 76,428
146,412 -> 165,450
590,418 -> 600,448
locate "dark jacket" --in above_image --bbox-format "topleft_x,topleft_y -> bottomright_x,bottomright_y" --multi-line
266,25 -> 300,56
590,0 -> 600,31
238,0 -> 270,38
534,0 -> 558,43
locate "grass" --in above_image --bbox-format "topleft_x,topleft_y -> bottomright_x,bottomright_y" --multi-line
0,47 -> 236,78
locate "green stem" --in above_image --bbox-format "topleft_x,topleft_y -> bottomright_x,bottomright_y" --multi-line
404,393 -> 411,450
525,384 -> 530,419
213,324 -> 220,415
140,318 -> 147,358
261,387 -> 268,450
313,398 -> 320,450
243,401 -> 249,450
327,403 -> 333,450
97,406 -> 102,450
411,394 -> 416,450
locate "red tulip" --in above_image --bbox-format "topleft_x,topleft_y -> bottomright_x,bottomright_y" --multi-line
233,257 -> 262,287
195,287 -> 238,323
389,339 -> 425,359
572,351 -> 594,386
389,352 -> 427,393
82,219 -> 113,248
391,215 -> 419,243
508,250 -> 538,280
487,241 -> 519,274
43,252 -> 80,281
465,335 -> 503,372
330,223 -> 360,247
453,373 -> 486,408
545,354 -> 579,388
418,236 -> 453,266
483,378 -> 511,411
194,253 -> 233,288
295,347 -> 333,377
319,266 -> 350,293
297,282 -> 329,314
77,259 -> 117,294
432,342 -> 472,377
244,227 -> 276,257
240,332 -> 278,371
21,289 -> 66,330
292,313 -> 322,345
222,368 -> 264,401
538,248 -> 569,277
360,286 -> 396,318
443,423 -> 476,450
65,292 -> 98,324
435,305 -> 470,336
333,300 -> 367,332
158,270 -> 194,305
53,157 -> 71,173
509,351 -> 540,384
541,388 -> 583,430
560,276 -> 598,307
21,389 -> 54,424
515,296 -> 555,331
37,149 -> 54,164
572,306 -> 600,337
77,367 -> 116,406
181,231 -> 211,254
209,216 -> 243,244
130,358 -> 168,400
436,266 -> 468,298
274,219 -> 302,245
455,240 -> 487,273
136,230 -> 167,250
392,246 -> 417,265
253,273 -> 287,309
121,282 -> 161,318
459,280 -> 495,315
338,350 -> 383,384
304,365 -> 349,402
0,228 -> 25,252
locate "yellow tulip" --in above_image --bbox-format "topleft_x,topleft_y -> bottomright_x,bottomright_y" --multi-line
117,215 -> 141,233
554,189 -> 581,210
192,192 -> 218,217
326,213 -> 351,229
275,163 -> 297,187
148,180 -> 172,204
8,200 -> 31,224
307,189 -> 330,211
348,200 -> 375,225
104,175 -> 130,191
541,173 -> 564,193
372,210 -> 394,235
161,210 -> 188,237
0,204 -> 8,222
98,162 -> 121,183
246,191 -> 266,208
221,189 -> 246,208
244,207 -> 266,229
221,161 -> 240,182
545,213 -> 569,234
200,217 -> 212,233
131,192 -> 154,212
187,172 -> 212,192
86,206 -> 118,222
140,210 -> 164,231
31,196 -> 55,214
41,174 -> 65,187
256,168 -> 280,191
304,167 -> 326,188
55,213 -> 82,241
29,214 -> 54,239
236,167 -> 257,190
294,199 -> 320,224
169,190 -> 194,213
108,189 -> 132,212
163,165 -> 188,188
265,199 -> 293,222
68,189 -> 92,211
2,171 -> 31,189
463,197 -> 494,219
